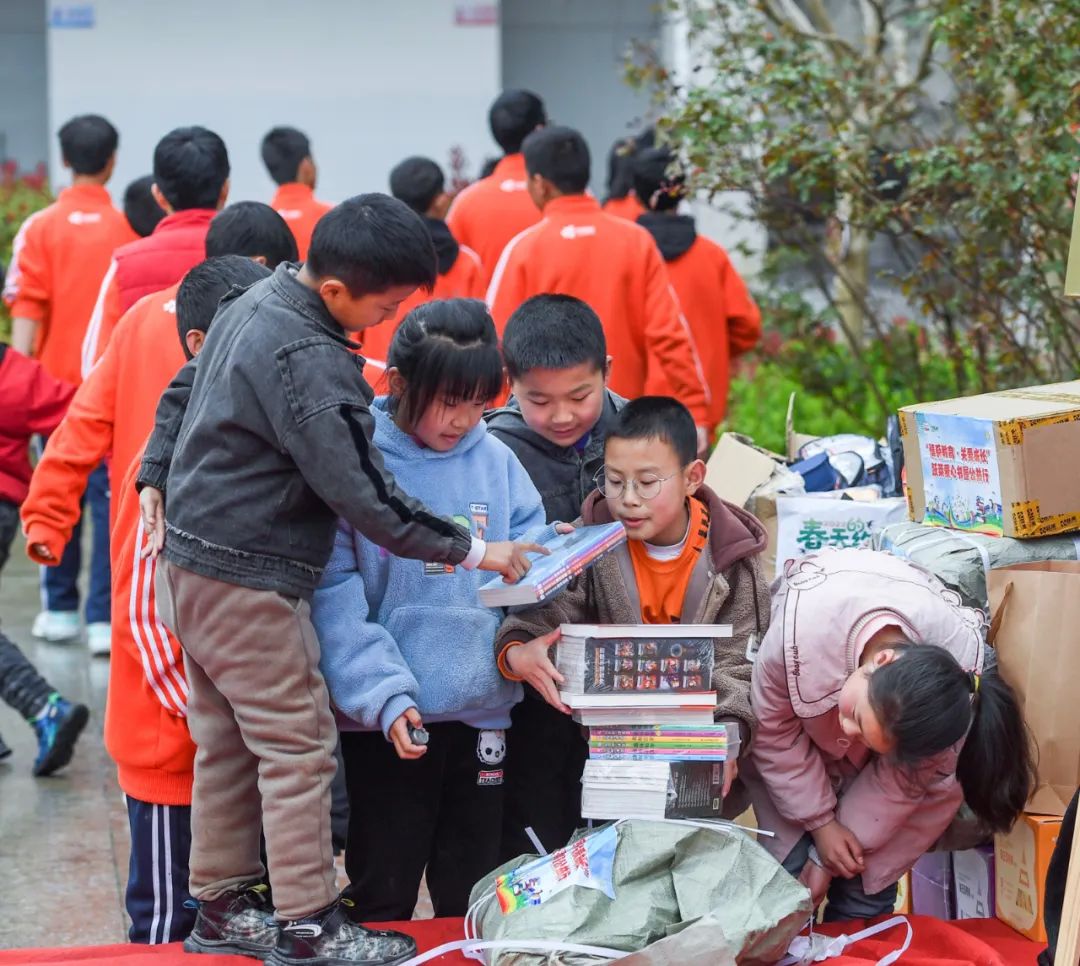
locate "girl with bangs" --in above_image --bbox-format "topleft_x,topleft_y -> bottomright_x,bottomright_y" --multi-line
312,298 -> 553,921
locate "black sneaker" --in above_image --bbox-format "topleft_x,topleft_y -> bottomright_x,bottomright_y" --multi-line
267,897 -> 416,965
183,881 -> 280,959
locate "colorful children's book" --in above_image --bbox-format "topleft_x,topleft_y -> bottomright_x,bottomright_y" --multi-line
588,723 -> 730,762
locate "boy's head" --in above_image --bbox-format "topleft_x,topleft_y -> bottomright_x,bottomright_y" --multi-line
177,255 -> 271,359
633,146 -> 686,213
389,156 -> 449,220
123,174 -> 165,237
261,126 -> 317,188
206,201 -> 298,268
304,193 -> 437,333
152,126 -> 230,214
523,126 -> 590,210
58,114 -> 118,180
503,294 -> 610,448
489,89 -> 547,155
606,126 -> 656,202
601,397 -> 705,545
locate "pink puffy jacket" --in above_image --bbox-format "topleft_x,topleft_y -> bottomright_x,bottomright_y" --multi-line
743,548 -> 985,892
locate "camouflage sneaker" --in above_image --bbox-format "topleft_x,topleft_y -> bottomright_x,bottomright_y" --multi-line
183,881 -> 279,958
267,897 -> 416,965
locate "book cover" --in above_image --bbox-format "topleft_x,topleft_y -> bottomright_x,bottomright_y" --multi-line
665,761 -> 724,818
581,637 -> 714,694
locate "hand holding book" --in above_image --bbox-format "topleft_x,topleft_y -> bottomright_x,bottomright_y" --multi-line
480,539 -> 551,583
504,629 -> 569,713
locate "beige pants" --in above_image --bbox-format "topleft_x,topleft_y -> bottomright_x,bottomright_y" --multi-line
156,560 -> 338,919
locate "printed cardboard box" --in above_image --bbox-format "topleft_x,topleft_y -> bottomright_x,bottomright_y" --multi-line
995,813 -> 1061,942
900,381 -> 1080,538
911,851 -> 955,920
954,846 -> 995,920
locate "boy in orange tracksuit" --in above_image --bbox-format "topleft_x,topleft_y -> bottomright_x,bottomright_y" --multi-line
361,156 -> 485,362
634,146 -> 762,436
262,126 -> 333,259
3,114 -> 136,649
601,132 -> 648,222
447,89 -> 547,283
486,125 -> 711,449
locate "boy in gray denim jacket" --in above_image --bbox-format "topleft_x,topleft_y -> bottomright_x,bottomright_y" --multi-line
137,194 -> 541,966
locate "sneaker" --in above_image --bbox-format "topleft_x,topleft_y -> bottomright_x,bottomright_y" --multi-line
268,898 -> 416,965
31,694 -> 89,776
31,610 -> 81,643
0,734 -> 11,761
183,882 -> 280,959
86,622 -> 112,657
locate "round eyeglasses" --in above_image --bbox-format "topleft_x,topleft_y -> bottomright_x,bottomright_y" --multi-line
593,469 -> 677,501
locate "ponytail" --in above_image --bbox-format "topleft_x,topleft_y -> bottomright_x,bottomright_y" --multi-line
869,644 -> 1034,832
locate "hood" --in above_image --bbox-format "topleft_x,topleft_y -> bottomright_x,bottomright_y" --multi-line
581,484 -> 768,572
370,395 -> 487,461
637,212 -> 696,261
425,218 -> 460,275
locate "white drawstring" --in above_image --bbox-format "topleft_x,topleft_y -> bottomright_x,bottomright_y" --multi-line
780,915 -> 913,966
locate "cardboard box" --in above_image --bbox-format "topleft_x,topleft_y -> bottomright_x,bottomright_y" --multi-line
900,381 -> 1080,538
995,813 -> 1061,942
954,846 -> 995,920
911,851 -> 955,920
894,871 -> 911,915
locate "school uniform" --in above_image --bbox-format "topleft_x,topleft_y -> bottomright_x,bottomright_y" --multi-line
603,194 -> 646,221
270,182 -> 333,260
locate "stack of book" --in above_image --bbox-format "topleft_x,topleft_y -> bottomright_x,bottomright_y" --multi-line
556,624 -> 734,821
478,522 -> 626,607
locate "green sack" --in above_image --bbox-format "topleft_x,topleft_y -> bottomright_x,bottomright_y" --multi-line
469,820 -> 813,965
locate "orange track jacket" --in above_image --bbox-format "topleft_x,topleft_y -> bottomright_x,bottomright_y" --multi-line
271,182 -> 333,260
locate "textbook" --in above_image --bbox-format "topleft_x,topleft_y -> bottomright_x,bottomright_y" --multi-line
556,624 -> 730,694
580,759 -> 724,821
478,522 -> 626,607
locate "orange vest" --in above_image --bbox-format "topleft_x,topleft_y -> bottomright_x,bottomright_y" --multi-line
446,154 -> 541,283
485,194 -> 709,424
3,183 -> 136,385
271,182 -> 333,260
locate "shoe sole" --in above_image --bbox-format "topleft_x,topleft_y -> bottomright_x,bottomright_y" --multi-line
33,704 -> 89,777
266,945 -> 417,966
183,934 -> 276,959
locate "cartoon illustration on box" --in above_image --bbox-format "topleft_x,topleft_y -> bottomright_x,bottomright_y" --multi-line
916,413 -> 1004,536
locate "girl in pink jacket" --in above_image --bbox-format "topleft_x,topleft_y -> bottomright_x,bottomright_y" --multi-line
744,548 -> 1033,921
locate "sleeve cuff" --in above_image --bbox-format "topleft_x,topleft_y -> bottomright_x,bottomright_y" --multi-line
497,641 -> 525,681
461,536 -> 486,571
24,523 -> 66,565
378,693 -> 418,740
805,811 -> 837,833
136,460 -> 169,493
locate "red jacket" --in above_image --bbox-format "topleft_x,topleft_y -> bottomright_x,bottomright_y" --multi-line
271,183 -> 333,260
486,194 -> 709,424
81,208 -> 216,373
0,345 -> 75,505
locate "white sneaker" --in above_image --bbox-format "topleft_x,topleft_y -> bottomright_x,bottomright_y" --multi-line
31,611 -> 81,643
86,622 -> 112,657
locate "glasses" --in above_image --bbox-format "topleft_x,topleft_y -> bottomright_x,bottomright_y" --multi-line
593,469 -> 677,502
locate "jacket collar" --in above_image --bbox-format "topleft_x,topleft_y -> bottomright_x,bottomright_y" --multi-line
272,182 -> 316,205
543,194 -> 602,218
492,154 -> 528,181
151,208 -> 217,235
267,262 -> 348,341
59,183 -> 112,205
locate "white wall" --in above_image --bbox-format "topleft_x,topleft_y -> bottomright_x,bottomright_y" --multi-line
47,0 -> 500,205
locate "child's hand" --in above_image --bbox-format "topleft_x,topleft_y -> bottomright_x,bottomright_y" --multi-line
481,540 -> 550,583
139,486 -> 166,560
799,860 -> 832,906
722,756 -> 739,798
506,630 -> 569,712
810,819 -> 865,879
388,707 -> 427,761
29,542 -> 56,563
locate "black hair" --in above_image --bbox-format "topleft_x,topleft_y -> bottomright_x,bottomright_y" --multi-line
122,175 -> 165,237
153,126 -> 230,211
261,126 -> 311,185
523,126 -> 590,195
489,89 -> 547,155
633,146 -> 686,213
606,396 -> 697,465
502,294 -> 607,380
206,202 -> 298,268
605,127 -> 655,202
307,193 -> 436,296
869,643 -> 1035,833
58,115 -> 118,175
176,256 -> 271,359
479,156 -> 500,179
389,156 -> 445,216
387,298 -> 504,427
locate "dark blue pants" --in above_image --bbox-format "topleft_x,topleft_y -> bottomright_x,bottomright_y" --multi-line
125,796 -> 195,944
783,833 -> 898,922
41,462 -> 111,623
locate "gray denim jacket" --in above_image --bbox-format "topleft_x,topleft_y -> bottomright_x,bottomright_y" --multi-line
138,263 -> 472,599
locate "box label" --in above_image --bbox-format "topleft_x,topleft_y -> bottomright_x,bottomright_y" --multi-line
915,413 -> 1004,536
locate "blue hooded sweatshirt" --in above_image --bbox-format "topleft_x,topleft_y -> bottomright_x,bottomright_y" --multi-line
312,398 -> 551,738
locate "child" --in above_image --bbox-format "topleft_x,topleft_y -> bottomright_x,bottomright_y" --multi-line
138,194 -> 544,965
0,342 -> 88,774
496,396 -> 769,857
633,146 -> 761,436
744,548 -> 1033,921
361,156 -> 485,362
485,126 -> 711,449
447,89 -> 547,282
262,125 -> 333,259
4,114 -> 136,647
313,298 -> 550,921
123,174 -> 166,238
601,129 -> 652,222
